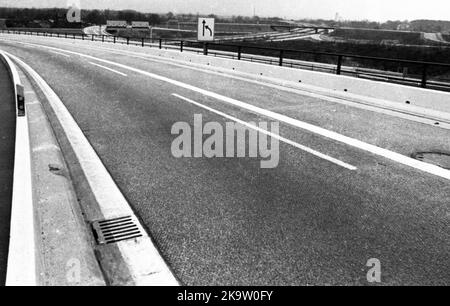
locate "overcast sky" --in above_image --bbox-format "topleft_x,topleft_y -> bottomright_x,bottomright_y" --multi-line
1,0 -> 450,21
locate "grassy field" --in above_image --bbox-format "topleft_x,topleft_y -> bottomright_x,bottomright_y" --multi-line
201,38 -> 450,79
329,28 -> 425,45
113,28 -> 246,40
113,28 -> 196,39
4,27 -> 84,35
157,23 -> 273,33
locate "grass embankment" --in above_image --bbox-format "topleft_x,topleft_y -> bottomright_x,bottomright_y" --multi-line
201,39 -> 450,79
329,28 -> 425,45
5,27 -> 84,35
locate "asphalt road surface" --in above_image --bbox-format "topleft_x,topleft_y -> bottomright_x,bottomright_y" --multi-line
0,35 -> 448,285
0,58 -> 16,286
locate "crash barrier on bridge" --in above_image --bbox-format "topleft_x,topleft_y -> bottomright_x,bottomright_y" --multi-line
1,29 -> 450,93
0,51 -> 25,116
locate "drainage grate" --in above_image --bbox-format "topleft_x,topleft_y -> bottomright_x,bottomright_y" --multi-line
411,151 -> 450,170
92,216 -> 142,245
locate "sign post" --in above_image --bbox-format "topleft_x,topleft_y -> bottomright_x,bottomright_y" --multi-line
197,18 -> 215,41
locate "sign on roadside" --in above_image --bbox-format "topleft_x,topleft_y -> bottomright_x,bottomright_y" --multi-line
198,18 -> 215,41
131,21 -> 150,29
106,20 -> 127,29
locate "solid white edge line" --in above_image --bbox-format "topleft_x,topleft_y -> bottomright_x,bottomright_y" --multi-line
172,93 -> 357,171
89,61 -> 127,77
4,40 -> 450,180
0,51 -> 37,286
6,52 -> 178,286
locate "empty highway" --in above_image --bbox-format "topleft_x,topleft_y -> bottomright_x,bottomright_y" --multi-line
0,34 -> 448,285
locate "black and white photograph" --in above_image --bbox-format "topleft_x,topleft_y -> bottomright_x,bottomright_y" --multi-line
0,0 -> 448,292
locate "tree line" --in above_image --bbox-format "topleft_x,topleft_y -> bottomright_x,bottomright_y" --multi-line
0,7 -> 284,28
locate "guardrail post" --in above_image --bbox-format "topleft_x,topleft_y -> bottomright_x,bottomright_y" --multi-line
279,50 -> 284,66
142,37 -> 144,47
203,43 -> 208,56
102,35 -> 104,43
73,34 -> 75,39
159,38 -> 162,49
127,37 -> 129,45
421,64 -> 428,88
238,46 -> 242,60
336,55 -> 343,75
92,34 -> 94,41
180,40 -> 184,52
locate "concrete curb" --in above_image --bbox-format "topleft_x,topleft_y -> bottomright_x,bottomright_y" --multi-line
20,67 -> 106,286
0,51 -> 35,286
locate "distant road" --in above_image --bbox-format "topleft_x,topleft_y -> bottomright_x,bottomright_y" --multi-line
0,34 -> 449,285
423,32 -> 450,44
0,58 -> 16,286
83,25 -> 110,36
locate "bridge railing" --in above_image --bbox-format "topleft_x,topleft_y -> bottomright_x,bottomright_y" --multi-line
2,29 -> 450,92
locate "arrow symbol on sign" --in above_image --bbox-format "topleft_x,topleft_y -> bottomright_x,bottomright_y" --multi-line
205,25 -> 212,36
202,20 -> 213,37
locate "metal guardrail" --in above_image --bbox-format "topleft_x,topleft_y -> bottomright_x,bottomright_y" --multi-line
2,29 -> 450,92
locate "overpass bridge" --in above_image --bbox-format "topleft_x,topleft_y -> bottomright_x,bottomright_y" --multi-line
0,31 -> 449,286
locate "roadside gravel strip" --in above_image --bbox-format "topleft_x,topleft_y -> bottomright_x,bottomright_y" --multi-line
6,52 -> 179,286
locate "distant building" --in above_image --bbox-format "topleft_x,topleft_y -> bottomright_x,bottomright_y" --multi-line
397,23 -> 411,31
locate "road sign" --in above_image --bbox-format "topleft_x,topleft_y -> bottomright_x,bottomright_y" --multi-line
131,21 -> 150,29
198,18 -> 215,41
106,20 -> 127,29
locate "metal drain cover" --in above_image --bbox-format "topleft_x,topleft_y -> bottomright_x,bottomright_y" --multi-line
411,151 -> 450,170
92,216 -> 142,245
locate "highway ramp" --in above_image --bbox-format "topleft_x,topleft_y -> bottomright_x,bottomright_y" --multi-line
83,25 -> 110,36
0,34 -> 448,285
